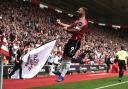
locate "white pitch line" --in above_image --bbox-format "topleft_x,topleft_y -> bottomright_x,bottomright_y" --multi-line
94,81 -> 128,89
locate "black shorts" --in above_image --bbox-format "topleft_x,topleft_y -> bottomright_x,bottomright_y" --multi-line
64,39 -> 81,58
118,60 -> 126,70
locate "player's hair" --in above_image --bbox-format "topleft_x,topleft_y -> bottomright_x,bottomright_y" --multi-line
81,7 -> 88,13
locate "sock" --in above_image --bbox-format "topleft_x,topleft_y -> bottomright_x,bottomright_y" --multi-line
61,60 -> 71,77
59,59 -> 65,73
49,64 -> 54,75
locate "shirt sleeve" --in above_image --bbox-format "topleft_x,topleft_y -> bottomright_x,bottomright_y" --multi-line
116,52 -> 119,57
126,52 -> 128,57
69,20 -> 79,28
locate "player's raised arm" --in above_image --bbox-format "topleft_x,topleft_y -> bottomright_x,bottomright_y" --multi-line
56,19 -> 70,27
56,19 -> 77,34
63,26 -> 79,34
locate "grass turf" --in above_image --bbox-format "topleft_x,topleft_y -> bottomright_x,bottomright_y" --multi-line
28,75 -> 128,89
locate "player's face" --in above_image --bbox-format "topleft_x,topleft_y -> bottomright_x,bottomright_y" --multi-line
77,8 -> 84,16
77,8 -> 82,14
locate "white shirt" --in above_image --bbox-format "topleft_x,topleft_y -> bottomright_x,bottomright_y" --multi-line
13,45 -> 19,54
54,55 -> 61,64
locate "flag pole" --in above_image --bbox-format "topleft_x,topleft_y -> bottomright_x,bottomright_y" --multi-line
0,55 -> 3,89
0,34 -> 3,89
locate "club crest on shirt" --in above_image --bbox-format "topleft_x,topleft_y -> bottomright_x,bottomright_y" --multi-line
75,22 -> 83,31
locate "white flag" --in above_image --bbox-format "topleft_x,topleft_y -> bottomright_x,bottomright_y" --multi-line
12,40 -> 56,79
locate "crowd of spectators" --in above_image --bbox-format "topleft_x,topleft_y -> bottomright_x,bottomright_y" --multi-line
0,0 -> 71,64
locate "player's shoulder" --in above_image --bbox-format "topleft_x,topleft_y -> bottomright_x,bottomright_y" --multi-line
116,51 -> 120,55
121,50 -> 127,53
117,50 -> 127,55
78,18 -> 87,25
